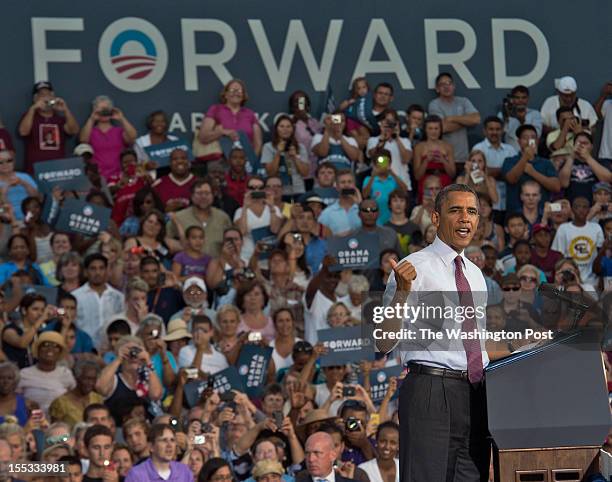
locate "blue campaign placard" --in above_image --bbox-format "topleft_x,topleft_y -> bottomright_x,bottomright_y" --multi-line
212,366 -> 245,394
328,232 -> 380,271
54,199 -> 110,237
344,93 -> 380,133
359,365 -> 403,404
318,325 -> 375,367
236,344 -> 273,398
34,156 -> 90,192
219,131 -> 261,175
144,139 -> 192,168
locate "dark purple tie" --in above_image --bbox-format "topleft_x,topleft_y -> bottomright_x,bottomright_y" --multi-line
454,255 -> 484,384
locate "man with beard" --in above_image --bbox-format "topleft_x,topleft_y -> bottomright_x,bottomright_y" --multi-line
18,81 -> 80,173
166,178 -> 231,256
125,424 -> 193,482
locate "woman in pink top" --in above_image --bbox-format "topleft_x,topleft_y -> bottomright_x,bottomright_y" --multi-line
199,79 -> 263,158
235,281 -> 276,343
80,95 -> 138,180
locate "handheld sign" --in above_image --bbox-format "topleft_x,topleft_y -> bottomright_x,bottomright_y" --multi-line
34,157 -> 90,192
144,140 -> 192,168
328,232 -> 380,271
54,199 -> 110,237
359,365 -> 403,404
236,344 -> 273,398
22,285 -> 58,304
344,93 -> 380,133
318,326 -> 375,367
219,132 -> 261,175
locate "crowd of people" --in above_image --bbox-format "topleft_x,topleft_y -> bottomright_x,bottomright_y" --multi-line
0,72 -> 610,482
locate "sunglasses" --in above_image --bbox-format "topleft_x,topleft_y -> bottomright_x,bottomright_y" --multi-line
520,276 -> 537,283
40,341 -> 61,350
502,286 -> 520,292
293,342 -> 313,354
360,207 -> 379,213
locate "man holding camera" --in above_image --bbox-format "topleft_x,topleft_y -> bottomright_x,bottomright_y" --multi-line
502,124 -> 561,214
18,81 -> 80,173
362,149 -> 407,225
311,113 -> 361,172
318,170 -> 362,237
540,76 -> 598,132
500,85 -> 543,151
366,111 -> 413,192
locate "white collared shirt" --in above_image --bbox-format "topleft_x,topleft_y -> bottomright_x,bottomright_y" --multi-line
314,470 -> 336,482
383,236 -> 490,371
73,282 -> 125,348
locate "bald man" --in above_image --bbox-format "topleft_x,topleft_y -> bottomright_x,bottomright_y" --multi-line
298,432 -> 359,482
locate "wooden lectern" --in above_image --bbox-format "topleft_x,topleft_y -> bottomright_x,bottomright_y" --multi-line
486,330 -> 611,482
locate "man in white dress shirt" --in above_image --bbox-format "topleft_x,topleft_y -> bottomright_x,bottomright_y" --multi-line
300,432 -> 358,482
379,183 -> 489,481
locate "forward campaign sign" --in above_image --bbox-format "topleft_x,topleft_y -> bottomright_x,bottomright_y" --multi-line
144,139 -> 192,168
34,157 -> 90,192
318,325 -> 375,367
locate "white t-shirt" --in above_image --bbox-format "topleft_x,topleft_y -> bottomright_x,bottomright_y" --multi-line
304,290 -> 333,344
540,96 -> 598,129
358,458 -> 400,482
599,99 -> 612,159
551,221 -> 605,286
18,365 -> 76,414
269,337 -> 301,372
233,205 -> 281,261
366,136 -> 413,189
310,134 -> 359,168
178,344 -> 229,375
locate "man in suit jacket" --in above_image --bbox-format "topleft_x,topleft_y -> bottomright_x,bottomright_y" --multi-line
296,432 -> 359,482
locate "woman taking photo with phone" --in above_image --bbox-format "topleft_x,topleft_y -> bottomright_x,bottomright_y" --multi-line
456,149 -> 498,203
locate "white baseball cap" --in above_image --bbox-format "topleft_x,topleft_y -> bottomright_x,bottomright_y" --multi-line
182,276 -> 207,292
555,76 -> 577,94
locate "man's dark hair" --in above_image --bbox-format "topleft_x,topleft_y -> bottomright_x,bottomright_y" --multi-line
300,205 -> 316,217
223,227 -> 243,240
375,82 -> 394,95
192,314 -> 213,329
483,116 -> 503,128
388,188 -> 409,209
106,319 -> 131,336
512,240 -> 531,253
371,147 -> 392,161
339,400 -> 367,419
315,162 -> 337,176
575,131 -> 593,144
140,255 -> 161,270
84,253 -> 108,269
146,110 -> 168,130
319,421 -> 344,438
434,184 -> 478,214
262,383 -> 284,400
511,85 -> 530,96
481,244 -> 498,256
58,292 -> 77,306
435,72 -> 453,85
407,104 -> 425,115
84,425 -> 113,448
555,106 -> 574,121
504,212 -> 528,226
58,455 -> 82,469
515,124 -> 538,139
376,421 -> 399,440
199,458 -> 233,482
191,177 -> 214,194
84,403 -> 111,422
147,423 -> 173,444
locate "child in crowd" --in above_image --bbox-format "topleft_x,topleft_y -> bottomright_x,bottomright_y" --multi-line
171,226 -> 212,281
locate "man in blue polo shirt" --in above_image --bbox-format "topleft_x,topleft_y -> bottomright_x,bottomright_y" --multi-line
318,169 -> 362,236
125,423 -> 193,482
502,124 -> 561,213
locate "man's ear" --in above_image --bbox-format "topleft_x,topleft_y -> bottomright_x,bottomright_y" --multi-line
430,210 -> 440,229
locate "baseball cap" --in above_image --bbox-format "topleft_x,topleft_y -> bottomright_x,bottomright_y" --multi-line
74,143 -> 94,156
33,81 -> 54,95
305,195 -> 327,206
252,461 -> 284,480
183,276 -> 207,293
555,76 -> 577,94
593,182 -> 612,194
532,223 -> 551,236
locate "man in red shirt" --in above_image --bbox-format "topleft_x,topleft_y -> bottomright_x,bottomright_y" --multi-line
152,148 -> 196,211
530,223 -> 563,282
18,81 -> 80,173
224,146 -> 249,206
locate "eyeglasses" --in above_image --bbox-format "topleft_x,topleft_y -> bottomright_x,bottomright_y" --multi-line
0,159 -> 14,165
520,276 -> 537,283
211,475 -> 233,482
186,289 -> 203,296
227,88 -> 243,95
266,183 -> 282,189
46,434 -> 70,446
502,286 -> 520,292
248,185 -> 265,191
293,342 -> 313,353
224,236 -> 241,242
360,207 -> 378,213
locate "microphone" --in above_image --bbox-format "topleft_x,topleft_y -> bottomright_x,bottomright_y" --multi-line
538,283 -> 590,311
